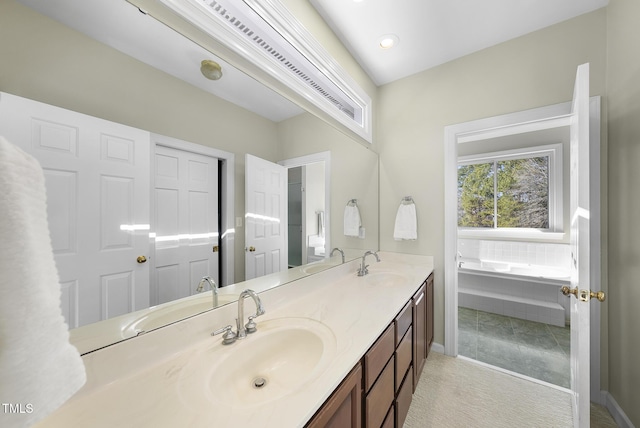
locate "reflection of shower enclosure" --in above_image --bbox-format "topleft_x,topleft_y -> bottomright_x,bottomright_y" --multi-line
288,167 -> 303,267
286,162 -> 327,268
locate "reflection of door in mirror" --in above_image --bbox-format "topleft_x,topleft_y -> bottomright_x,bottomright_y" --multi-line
0,92 -> 152,328
245,154 -> 287,280
152,144 -> 219,306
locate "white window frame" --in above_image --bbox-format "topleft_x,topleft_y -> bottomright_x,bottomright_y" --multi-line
457,143 -> 563,240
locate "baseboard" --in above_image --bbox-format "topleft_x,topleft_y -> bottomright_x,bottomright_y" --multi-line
430,342 -> 445,355
601,390 -> 635,428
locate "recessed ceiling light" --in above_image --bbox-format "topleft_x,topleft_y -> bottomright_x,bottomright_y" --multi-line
379,34 -> 399,50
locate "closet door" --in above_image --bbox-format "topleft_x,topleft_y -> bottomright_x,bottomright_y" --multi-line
0,92 -> 150,327
152,143 -> 219,305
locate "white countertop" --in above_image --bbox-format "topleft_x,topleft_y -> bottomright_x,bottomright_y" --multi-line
36,252 -> 434,428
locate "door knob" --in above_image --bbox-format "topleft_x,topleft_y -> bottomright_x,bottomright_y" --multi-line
561,285 -> 605,302
136,255 -> 147,263
246,246 -> 256,252
561,285 -> 578,298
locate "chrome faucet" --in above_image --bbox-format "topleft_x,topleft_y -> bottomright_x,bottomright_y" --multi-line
357,251 -> 380,276
212,288 -> 265,345
330,247 -> 345,263
196,276 -> 218,308
236,289 -> 265,339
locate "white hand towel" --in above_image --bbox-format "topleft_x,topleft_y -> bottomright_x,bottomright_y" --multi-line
343,204 -> 361,237
394,202 -> 418,240
0,137 -> 86,427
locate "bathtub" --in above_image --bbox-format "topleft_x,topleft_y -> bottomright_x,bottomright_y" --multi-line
459,259 -> 570,283
458,259 -> 570,326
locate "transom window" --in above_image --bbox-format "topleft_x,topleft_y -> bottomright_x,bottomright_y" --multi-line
457,144 -> 563,234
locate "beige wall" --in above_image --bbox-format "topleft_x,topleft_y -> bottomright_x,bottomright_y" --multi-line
278,113 -> 379,252
606,0 -> 640,424
377,3 -> 608,388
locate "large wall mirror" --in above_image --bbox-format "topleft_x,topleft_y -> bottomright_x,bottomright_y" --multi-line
1,0 -> 379,354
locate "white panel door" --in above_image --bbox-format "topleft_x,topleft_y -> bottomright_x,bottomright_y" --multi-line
245,154 -> 287,280
568,63 -> 592,428
153,144 -> 219,305
0,92 -> 150,327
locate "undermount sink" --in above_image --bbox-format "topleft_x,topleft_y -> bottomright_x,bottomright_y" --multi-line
178,317 -> 337,409
122,293 -> 238,336
363,271 -> 410,287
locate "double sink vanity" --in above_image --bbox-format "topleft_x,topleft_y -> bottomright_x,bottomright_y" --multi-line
37,252 -> 434,428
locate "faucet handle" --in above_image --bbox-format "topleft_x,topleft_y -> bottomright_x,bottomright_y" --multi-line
245,316 -> 258,334
211,325 -> 237,345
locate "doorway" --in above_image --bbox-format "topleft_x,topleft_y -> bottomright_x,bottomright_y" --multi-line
244,151 -> 330,280
443,97 -> 602,397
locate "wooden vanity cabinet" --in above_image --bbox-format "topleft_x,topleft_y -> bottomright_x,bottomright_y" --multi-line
413,272 -> 435,391
412,282 -> 427,391
309,271 -> 434,428
306,363 -> 362,428
363,299 -> 415,428
426,273 -> 434,355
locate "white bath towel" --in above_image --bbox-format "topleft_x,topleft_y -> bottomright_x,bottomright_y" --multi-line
344,204 -> 361,237
317,210 -> 325,238
394,202 -> 418,240
0,137 -> 86,427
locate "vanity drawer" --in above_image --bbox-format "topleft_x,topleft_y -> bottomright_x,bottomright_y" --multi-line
395,368 -> 413,428
365,355 -> 395,428
364,324 -> 395,392
381,404 -> 395,428
395,301 -> 412,347
395,326 -> 412,393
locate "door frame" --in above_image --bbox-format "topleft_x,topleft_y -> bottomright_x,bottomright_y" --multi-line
443,98 -> 602,402
150,134 -> 235,288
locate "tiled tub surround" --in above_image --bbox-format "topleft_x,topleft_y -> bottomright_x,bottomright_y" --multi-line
35,252 -> 434,428
458,239 -> 571,326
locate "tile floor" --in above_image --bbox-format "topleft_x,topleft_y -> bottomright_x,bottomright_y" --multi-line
458,307 -> 571,388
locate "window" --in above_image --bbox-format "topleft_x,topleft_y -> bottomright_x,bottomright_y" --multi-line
457,145 -> 562,234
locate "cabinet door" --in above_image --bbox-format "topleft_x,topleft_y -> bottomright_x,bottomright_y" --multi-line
426,273 -> 435,356
413,283 -> 427,391
306,363 -> 362,428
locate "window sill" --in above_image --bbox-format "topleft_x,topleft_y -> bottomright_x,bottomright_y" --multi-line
457,228 -> 567,242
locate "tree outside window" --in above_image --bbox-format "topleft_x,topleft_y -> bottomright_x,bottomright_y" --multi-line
458,156 -> 550,229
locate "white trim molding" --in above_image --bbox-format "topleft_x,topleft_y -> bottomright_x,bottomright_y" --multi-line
129,0 -> 373,144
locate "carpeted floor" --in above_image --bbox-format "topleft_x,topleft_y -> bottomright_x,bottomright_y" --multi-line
404,351 -> 573,427
404,352 -> 618,428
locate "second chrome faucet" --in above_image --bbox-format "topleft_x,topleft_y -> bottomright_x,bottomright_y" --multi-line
357,251 -> 380,276
212,288 -> 265,345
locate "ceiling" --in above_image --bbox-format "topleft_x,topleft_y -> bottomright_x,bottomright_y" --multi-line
309,0 -> 609,86
16,0 -> 609,121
